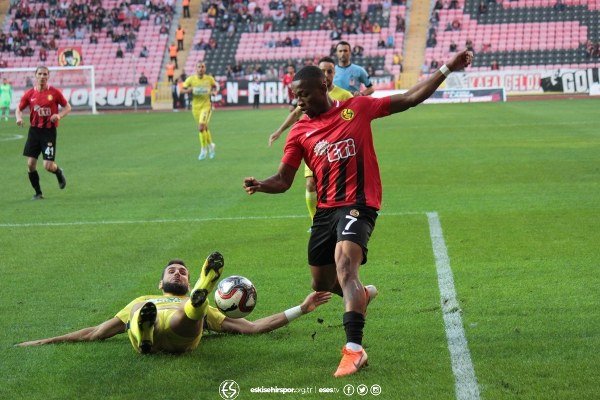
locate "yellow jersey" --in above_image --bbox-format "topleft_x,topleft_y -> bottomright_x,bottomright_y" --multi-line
329,85 -> 353,101
115,294 -> 226,332
183,74 -> 217,109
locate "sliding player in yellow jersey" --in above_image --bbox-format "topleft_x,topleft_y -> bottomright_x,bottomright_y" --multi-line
268,57 -> 353,225
16,251 -> 333,353
182,61 -> 218,160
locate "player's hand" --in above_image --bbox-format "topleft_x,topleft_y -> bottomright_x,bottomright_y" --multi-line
15,339 -> 48,347
446,49 -> 474,72
268,131 -> 282,147
16,119 -> 23,127
300,291 -> 332,314
50,114 -> 60,123
243,177 -> 259,194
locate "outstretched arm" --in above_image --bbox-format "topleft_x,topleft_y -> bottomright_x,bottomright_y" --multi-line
268,107 -> 303,146
15,317 -> 126,347
220,291 -> 332,334
389,49 -> 473,114
243,162 -> 297,194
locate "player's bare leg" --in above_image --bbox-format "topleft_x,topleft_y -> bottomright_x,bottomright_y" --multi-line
333,240 -> 369,377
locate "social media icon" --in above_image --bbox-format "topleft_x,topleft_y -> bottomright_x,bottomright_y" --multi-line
357,384 -> 368,396
343,384 -> 355,396
371,384 -> 382,396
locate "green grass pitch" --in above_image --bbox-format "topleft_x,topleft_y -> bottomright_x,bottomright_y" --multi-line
1,99 -> 599,399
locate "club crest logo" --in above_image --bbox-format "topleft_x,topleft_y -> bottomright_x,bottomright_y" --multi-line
58,47 -> 82,67
341,108 -> 355,121
47,95 -> 53,101
350,209 -> 360,217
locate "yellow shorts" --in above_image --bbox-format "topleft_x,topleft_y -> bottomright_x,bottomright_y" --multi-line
128,309 -> 201,353
304,163 -> 313,178
192,106 -> 212,126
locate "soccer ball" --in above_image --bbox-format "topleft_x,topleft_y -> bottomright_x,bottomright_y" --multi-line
214,275 -> 257,318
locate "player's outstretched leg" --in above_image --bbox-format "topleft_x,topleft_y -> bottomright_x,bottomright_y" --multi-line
131,302 -> 157,354
184,251 -> 224,320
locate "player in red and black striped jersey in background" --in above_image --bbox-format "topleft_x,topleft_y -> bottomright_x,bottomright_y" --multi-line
16,66 -> 71,200
244,49 -> 473,377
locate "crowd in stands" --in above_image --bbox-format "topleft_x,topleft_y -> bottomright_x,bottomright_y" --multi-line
1,0 -> 175,66
197,0 -> 405,38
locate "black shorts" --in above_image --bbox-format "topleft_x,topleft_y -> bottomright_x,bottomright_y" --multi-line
308,205 -> 378,267
23,127 -> 57,161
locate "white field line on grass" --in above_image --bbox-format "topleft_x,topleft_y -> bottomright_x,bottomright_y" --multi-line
427,211 -> 481,400
1,210 -> 478,399
0,211 -> 424,228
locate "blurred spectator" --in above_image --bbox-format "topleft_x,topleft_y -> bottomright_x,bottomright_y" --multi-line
39,47 -> 47,61
479,1 -> 488,14
426,32 -> 437,48
377,37 -> 386,48
352,44 -> 364,56
265,64 -> 278,80
466,38 -> 474,52
166,61 -> 175,83
396,15 -> 405,32
553,0 -> 566,11
449,41 -> 457,52
138,72 -> 149,84
183,0 -> 191,18
139,46 -> 149,57
176,25 -> 185,50
116,45 -> 123,58
366,63 -> 375,77
195,39 -> 208,50
169,42 -> 178,68
490,60 -> 500,70
387,34 -> 395,48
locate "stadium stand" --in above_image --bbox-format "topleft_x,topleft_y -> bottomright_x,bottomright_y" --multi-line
3,0 -> 598,99
1,0 -> 172,87
426,0 -> 600,72
185,0 -> 405,82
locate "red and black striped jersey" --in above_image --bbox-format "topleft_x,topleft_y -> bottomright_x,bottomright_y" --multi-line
283,96 -> 391,210
18,86 -> 68,129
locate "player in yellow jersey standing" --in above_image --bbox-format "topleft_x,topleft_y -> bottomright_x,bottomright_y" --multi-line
268,57 -> 353,225
182,61 -> 218,160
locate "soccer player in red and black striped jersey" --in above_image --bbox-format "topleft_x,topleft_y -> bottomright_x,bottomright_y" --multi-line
16,66 -> 71,200
244,49 -> 473,377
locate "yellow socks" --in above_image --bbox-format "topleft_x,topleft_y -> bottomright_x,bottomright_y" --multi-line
184,252 -> 224,321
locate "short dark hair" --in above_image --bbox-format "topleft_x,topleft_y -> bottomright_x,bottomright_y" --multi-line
162,259 -> 187,279
293,65 -> 325,82
35,66 -> 49,74
318,56 -> 335,65
336,41 -> 352,51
